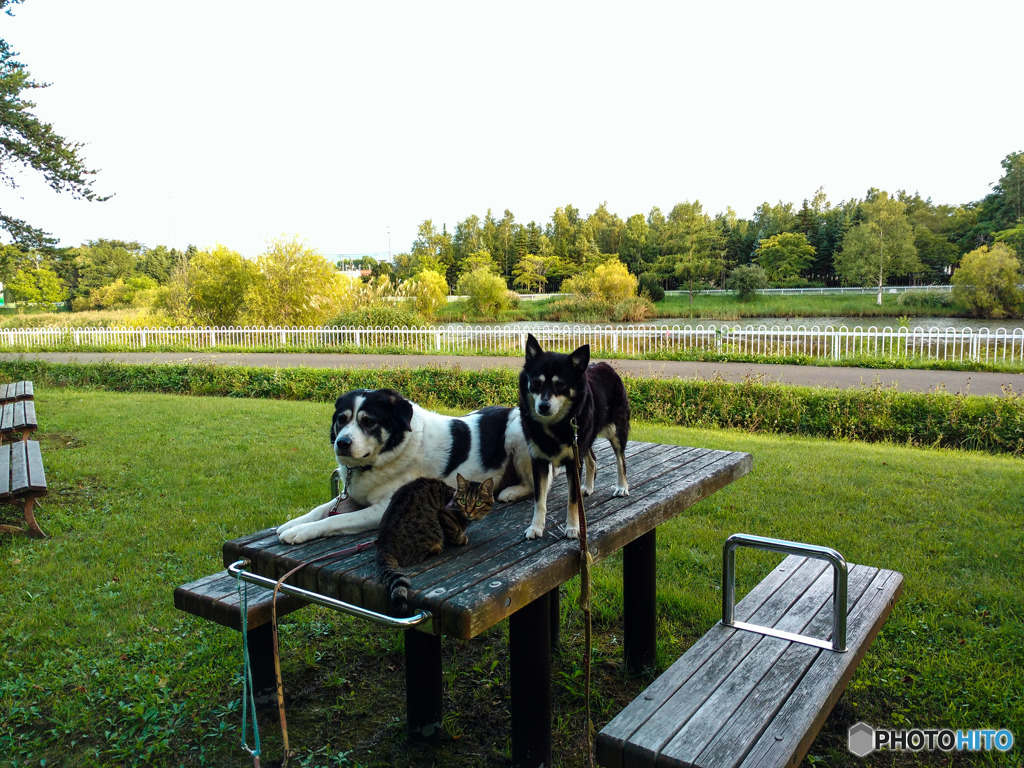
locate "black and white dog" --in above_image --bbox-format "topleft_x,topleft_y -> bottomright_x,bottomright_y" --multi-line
518,334 -> 630,540
277,389 -> 534,544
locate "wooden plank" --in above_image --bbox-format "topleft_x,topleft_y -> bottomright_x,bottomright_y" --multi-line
9,441 -> 28,495
1,403 -> 13,434
0,384 -> 11,403
173,572 -> 307,631
0,444 -> 10,499
25,441 -> 46,493
21,381 -> 33,400
17,400 -> 37,431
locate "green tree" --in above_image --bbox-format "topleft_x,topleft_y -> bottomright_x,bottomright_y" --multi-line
834,192 -> 921,305
726,264 -> 769,301
456,268 -> 513,318
993,222 -> 1024,258
243,237 -> 347,326
755,232 -> 816,282
188,244 -> 255,326
512,253 -> 549,293
619,214 -> 649,274
951,242 -> 1023,319
0,0 -> 108,246
7,263 -> 66,306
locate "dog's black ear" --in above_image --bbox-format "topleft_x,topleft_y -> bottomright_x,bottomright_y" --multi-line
570,344 -> 590,374
525,333 -> 543,364
386,391 -> 414,434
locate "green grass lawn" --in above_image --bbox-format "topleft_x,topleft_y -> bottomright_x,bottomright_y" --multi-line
1,388 -> 1021,767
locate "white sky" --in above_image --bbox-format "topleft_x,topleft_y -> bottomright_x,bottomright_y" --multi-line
2,0 -> 1021,259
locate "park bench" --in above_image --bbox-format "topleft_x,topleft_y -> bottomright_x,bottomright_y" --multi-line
596,534 -> 903,768
0,439 -> 48,538
0,382 -> 47,538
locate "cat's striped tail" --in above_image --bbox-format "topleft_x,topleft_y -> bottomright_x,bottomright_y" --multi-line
376,552 -> 411,617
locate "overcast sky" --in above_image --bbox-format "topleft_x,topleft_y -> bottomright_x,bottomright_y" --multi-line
2,0 -> 1021,259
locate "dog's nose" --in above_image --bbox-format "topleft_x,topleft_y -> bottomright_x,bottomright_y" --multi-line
335,436 -> 352,455
537,400 -> 550,415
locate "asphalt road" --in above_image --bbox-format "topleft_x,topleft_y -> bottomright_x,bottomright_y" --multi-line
3,351 -> 1022,397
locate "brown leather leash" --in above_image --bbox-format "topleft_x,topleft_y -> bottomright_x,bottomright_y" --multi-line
568,419 -> 596,768
270,527 -> 375,767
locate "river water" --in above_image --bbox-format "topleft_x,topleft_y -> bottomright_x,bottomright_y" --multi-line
444,316 -> 1024,332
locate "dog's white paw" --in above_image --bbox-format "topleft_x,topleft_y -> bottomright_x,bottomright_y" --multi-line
613,484 -> 630,498
582,485 -> 594,497
564,525 -> 580,540
278,523 -> 320,544
499,485 -> 530,503
525,523 -> 546,540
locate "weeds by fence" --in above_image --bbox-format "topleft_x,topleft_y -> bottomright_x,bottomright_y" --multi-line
1,323 -> 1023,367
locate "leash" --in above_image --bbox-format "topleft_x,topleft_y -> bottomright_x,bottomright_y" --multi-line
237,578 -> 262,767
569,418 -> 596,768
269,535 -> 376,766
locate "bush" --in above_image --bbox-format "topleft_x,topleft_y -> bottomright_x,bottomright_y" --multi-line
638,273 -> 665,302
329,305 -> 429,328
614,296 -> 654,322
456,268 -> 516,318
896,289 -> 953,310
545,296 -> 614,322
726,264 -> 769,301
951,243 -> 1024,319
399,269 -> 449,319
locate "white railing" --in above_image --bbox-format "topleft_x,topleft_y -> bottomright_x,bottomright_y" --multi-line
1,324 -> 1022,365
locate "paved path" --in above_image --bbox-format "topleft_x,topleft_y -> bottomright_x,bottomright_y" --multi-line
3,351 -> 1022,397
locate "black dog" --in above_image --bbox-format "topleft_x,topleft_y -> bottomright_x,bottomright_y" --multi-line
518,333 -> 630,539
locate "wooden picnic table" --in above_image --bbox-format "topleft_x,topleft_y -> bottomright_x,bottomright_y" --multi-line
223,441 -> 753,768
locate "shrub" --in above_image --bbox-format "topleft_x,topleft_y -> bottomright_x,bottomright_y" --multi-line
456,268 -> 516,318
593,259 -> 638,303
896,289 -> 952,310
329,305 -> 429,328
638,273 -> 665,302
399,269 -> 449,319
726,264 -> 769,301
614,296 -> 654,322
545,296 -> 614,322
951,243 -> 1024,319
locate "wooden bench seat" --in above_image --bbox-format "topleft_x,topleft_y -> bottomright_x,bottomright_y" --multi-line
0,381 -> 34,403
174,571 -> 309,703
0,439 -> 48,538
596,552 -> 903,768
0,399 -> 37,441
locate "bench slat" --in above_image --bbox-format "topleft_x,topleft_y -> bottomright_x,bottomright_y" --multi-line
25,440 -> 47,492
174,572 -> 307,632
10,441 -> 29,495
0,403 -> 12,433
0,445 -> 10,498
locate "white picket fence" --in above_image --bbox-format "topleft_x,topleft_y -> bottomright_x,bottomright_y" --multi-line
3,323 -> 1024,365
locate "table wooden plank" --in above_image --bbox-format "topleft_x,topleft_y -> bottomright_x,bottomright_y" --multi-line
1,403 -> 13,434
222,442 -> 753,640
9,441 -> 28,495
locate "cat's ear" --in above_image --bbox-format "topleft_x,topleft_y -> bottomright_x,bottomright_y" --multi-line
456,473 -> 468,492
480,477 -> 494,494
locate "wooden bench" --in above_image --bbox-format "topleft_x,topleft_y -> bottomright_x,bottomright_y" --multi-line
596,535 -> 903,768
174,571 -> 308,704
0,399 -> 37,442
0,380 -> 34,403
0,439 -> 48,538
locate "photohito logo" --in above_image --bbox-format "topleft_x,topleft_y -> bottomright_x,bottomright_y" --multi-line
848,722 -> 1014,756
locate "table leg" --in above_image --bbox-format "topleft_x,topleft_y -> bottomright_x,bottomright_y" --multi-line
549,585 -> 560,648
623,528 -> 657,675
405,630 -> 443,740
509,591 -> 551,768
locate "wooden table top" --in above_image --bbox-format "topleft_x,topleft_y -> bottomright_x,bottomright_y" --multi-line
223,442 -> 753,640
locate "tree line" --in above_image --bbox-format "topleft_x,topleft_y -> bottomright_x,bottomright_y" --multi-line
0,150 -> 1021,322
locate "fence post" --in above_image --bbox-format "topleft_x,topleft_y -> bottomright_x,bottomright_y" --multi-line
435,329 -> 441,351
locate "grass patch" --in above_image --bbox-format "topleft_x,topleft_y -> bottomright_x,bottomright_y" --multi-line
1,388 -> 1021,766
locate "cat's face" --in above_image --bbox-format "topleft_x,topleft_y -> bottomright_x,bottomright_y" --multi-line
455,475 -> 494,522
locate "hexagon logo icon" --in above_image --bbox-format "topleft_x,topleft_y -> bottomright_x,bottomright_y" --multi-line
848,722 -> 875,757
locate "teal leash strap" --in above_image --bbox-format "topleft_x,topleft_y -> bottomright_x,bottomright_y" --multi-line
238,573 -> 262,767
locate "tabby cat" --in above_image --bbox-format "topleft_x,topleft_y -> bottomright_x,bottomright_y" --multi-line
375,474 -> 495,616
